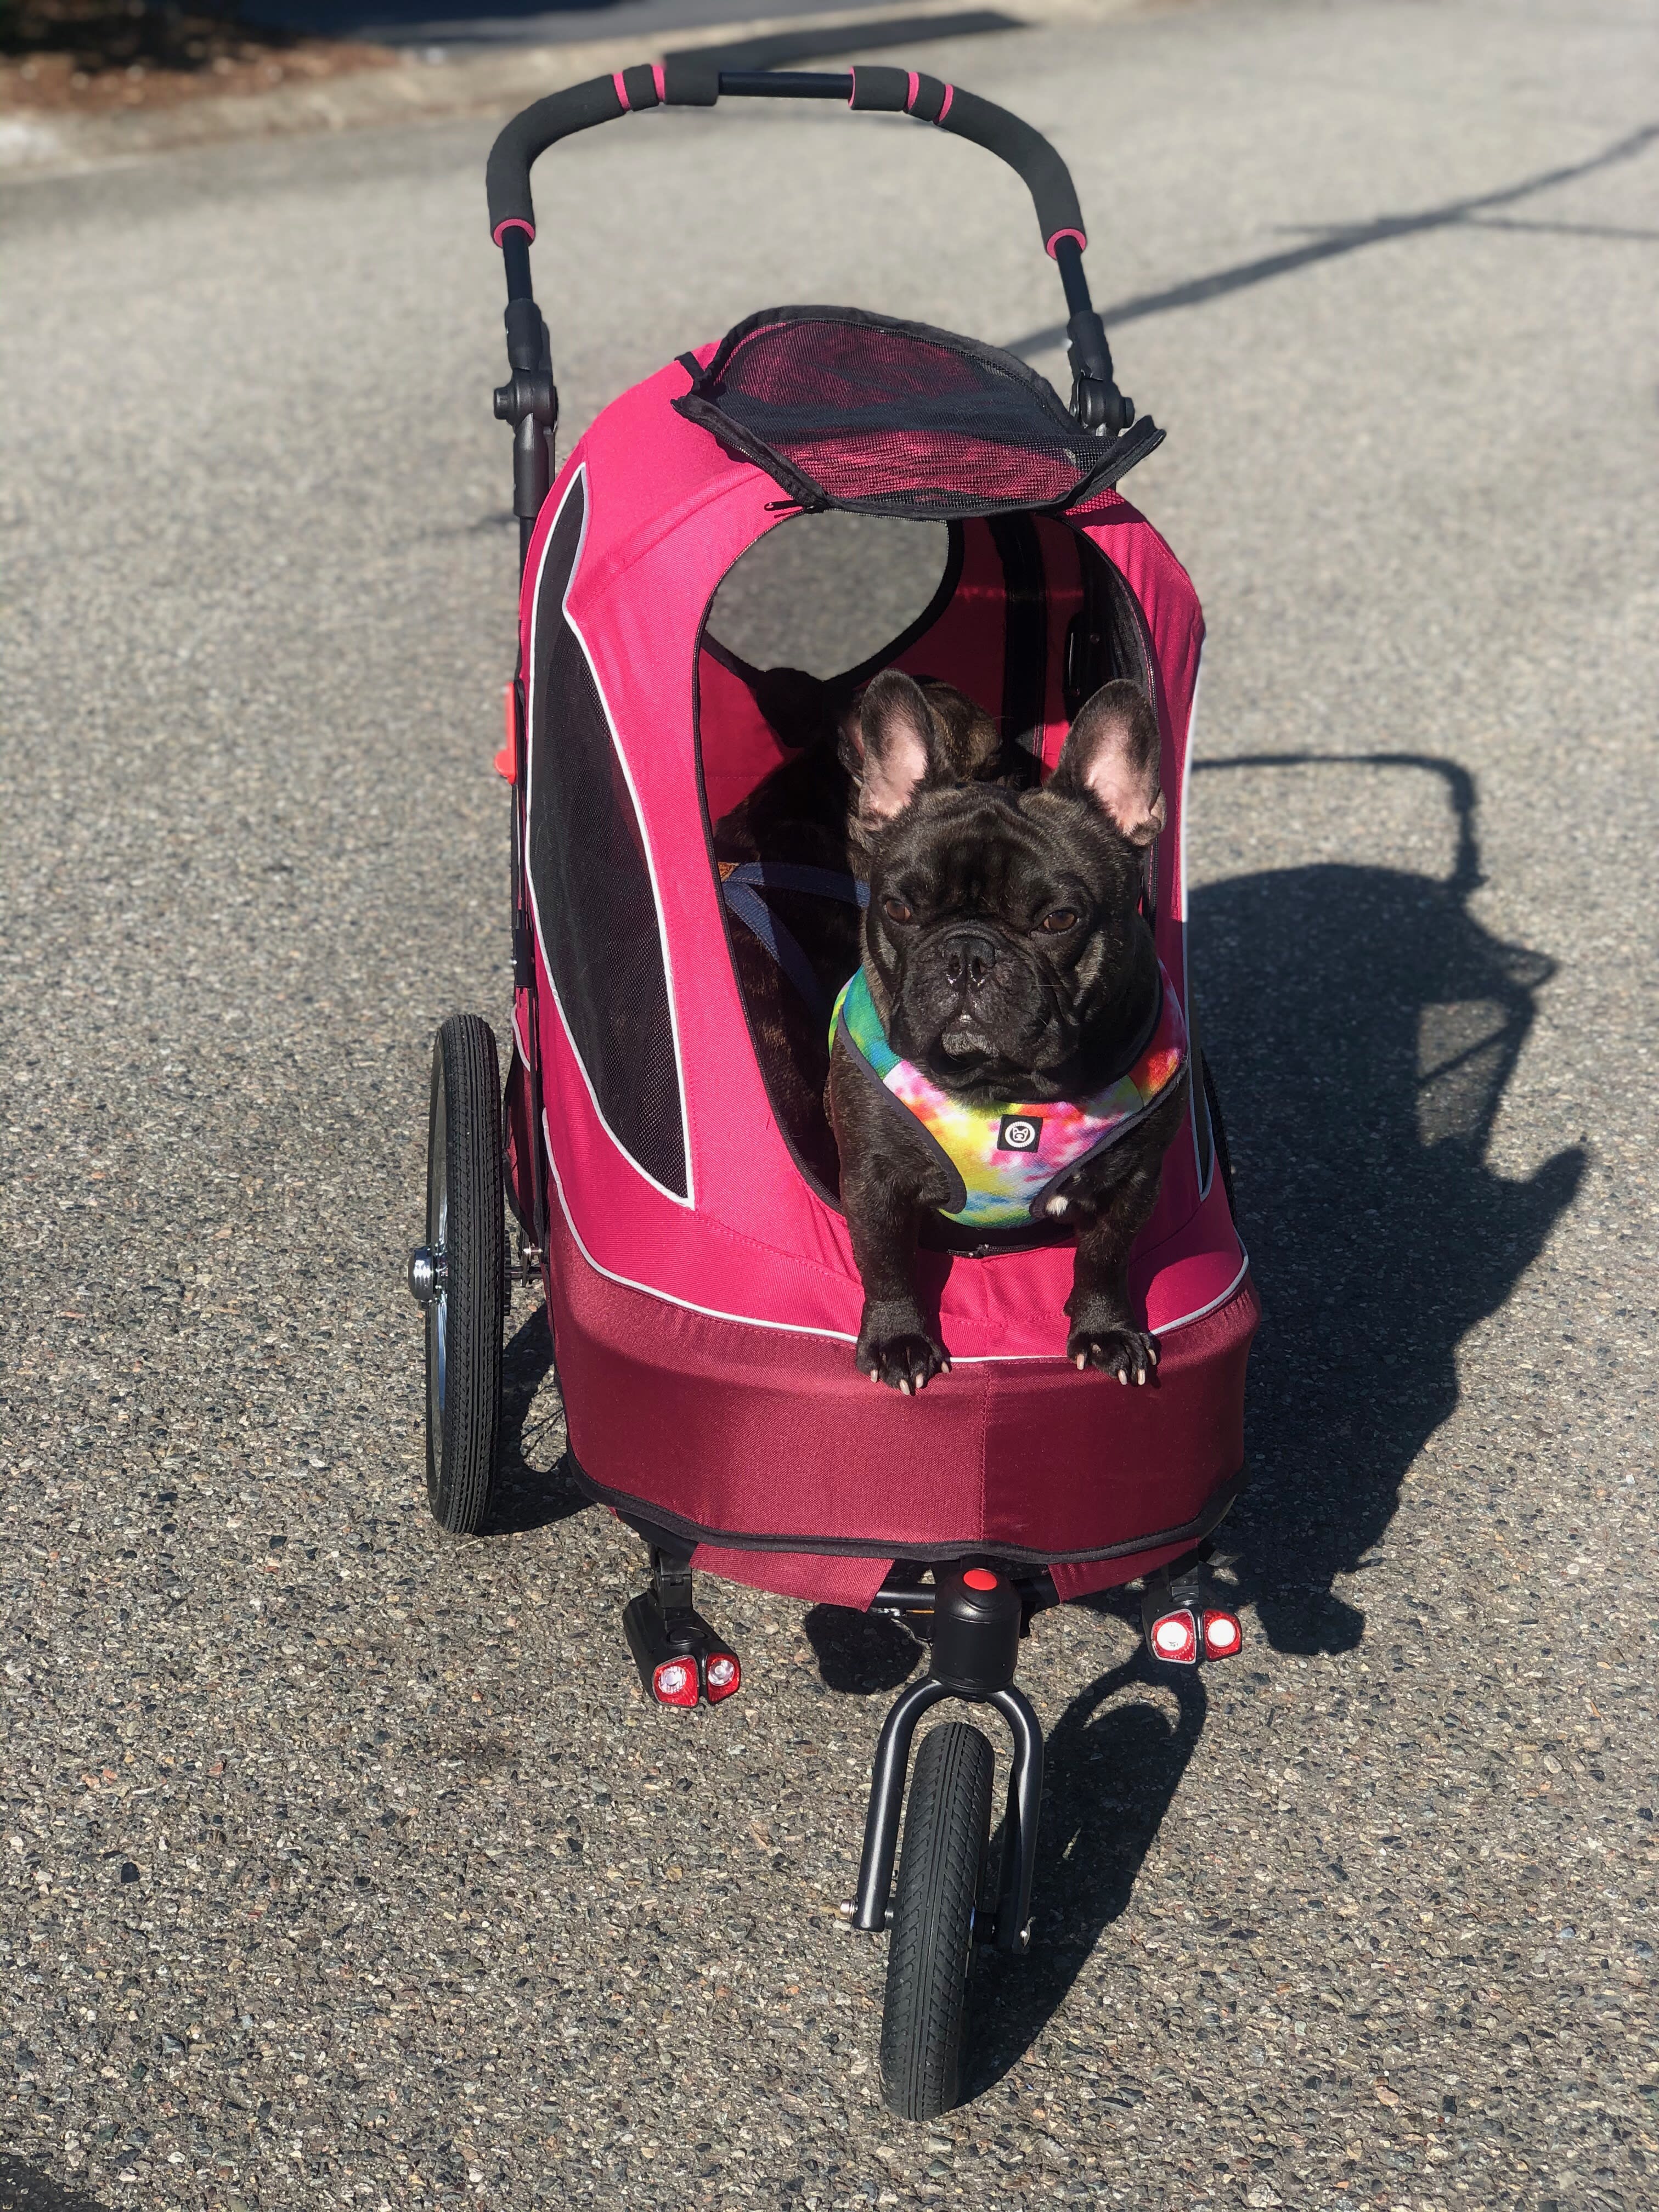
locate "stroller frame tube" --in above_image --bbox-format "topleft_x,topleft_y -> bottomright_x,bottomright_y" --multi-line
488,65 -> 1132,436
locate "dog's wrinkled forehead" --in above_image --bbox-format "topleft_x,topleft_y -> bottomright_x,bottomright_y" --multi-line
878,783 -> 1130,916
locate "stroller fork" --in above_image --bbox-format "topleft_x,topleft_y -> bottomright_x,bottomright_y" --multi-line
848,1567 -> 1045,1957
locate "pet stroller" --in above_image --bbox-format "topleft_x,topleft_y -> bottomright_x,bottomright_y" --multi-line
408,58 -> 1259,2120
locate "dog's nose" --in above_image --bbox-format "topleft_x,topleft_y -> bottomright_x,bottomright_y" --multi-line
941,929 -> 1000,993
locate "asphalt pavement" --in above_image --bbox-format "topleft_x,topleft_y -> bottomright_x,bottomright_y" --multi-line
3,1 -> 1657,2208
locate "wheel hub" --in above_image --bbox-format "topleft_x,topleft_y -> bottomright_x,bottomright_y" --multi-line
408,1245 -> 447,1308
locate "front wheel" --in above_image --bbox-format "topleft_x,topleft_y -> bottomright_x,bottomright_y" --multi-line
879,1721 -> 994,2121
418,1014 -> 505,1534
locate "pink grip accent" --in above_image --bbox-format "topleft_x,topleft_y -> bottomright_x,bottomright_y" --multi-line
652,63 -> 665,100
493,217 -> 535,246
613,69 -> 630,110
847,66 -> 857,107
905,70 -> 920,111
937,83 -> 953,121
1046,226 -> 1088,258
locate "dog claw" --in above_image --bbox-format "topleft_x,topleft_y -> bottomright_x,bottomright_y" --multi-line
1067,1325 -> 1161,1384
858,1330 -> 949,1394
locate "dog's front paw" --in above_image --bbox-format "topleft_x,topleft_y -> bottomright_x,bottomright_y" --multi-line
1066,1324 -> 1159,1385
857,1323 -> 950,1396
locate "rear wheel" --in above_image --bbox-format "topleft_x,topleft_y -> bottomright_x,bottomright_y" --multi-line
879,1721 -> 994,2121
421,1015 -> 505,1534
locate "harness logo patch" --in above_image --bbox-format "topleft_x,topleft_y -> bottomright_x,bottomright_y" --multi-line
997,1115 -> 1041,1153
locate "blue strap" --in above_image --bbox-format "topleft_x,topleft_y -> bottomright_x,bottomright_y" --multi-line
719,864 -> 868,1028
723,882 -> 834,1025
721,861 -> 870,907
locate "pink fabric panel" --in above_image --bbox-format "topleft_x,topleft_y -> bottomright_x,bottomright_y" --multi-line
690,1545 -> 893,1610
1033,516 -> 1084,774
517,362 -> 1241,1381
1071,495 -> 1208,1255
698,648 -> 792,820
892,516 -> 1005,728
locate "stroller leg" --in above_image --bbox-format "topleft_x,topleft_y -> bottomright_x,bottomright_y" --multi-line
850,1677 -> 952,1931
986,1685 -> 1043,1955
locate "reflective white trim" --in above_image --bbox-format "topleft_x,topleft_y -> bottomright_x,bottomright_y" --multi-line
1180,656 -> 1215,1201
523,465 -> 696,1210
545,1113 -> 1249,1357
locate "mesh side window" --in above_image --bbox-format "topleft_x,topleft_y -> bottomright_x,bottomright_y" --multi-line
675,306 -> 1163,520
527,475 -> 687,1199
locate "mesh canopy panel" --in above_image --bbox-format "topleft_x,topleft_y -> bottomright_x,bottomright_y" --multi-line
674,307 -> 1162,519
528,477 -> 688,1199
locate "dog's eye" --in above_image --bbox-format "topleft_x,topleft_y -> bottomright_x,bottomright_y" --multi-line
882,898 -> 913,925
1040,908 -> 1079,934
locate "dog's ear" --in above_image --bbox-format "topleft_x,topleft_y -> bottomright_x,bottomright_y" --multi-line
853,669 -> 945,828
1050,681 -> 1166,847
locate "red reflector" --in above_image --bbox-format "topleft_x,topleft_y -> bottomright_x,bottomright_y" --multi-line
963,1568 -> 998,1592
652,1658 -> 698,1707
704,1654 -> 741,1701
493,681 -> 516,782
1149,1609 -> 1199,1664
1201,1609 -> 1242,1658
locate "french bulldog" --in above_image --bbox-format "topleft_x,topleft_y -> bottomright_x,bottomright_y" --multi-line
827,668 -> 1190,1391
713,669 -> 1005,1188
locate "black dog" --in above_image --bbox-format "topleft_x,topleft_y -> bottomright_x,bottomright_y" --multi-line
827,669 -> 1190,1391
713,670 -> 1003,1188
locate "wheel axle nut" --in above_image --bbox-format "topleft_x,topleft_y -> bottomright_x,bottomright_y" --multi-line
408,1246 -> 442,1308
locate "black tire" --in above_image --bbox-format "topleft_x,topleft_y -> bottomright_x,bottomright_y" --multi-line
879,1721 -> 994,2122
424,1014 -> 505,1534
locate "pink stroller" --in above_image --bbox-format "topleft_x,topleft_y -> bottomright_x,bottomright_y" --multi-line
407,58 -> 1259,2120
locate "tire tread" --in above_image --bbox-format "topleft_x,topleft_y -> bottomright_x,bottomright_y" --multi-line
879,1721 -> 993,2121
427,1014 -> 505,1534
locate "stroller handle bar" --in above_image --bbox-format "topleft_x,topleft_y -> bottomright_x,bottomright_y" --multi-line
485,61 -> 1130,436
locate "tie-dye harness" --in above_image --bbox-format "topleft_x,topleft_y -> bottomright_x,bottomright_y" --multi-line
830,965 -> 1188,1229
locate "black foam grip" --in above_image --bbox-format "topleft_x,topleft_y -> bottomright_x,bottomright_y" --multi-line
620,62 -> 661,110
661,54 -> 720,105
487,73 -> 624,237
849,71 -> 1084,250
848,64 -> 909,113
936,86 -> 1085,249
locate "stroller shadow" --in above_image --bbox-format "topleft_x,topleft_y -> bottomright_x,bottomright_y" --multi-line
1189,753 -> 1585,1651
803,1605 -> 926,1694
0,2154 -> 108,2212
968,1647 -> 1207,2096
479,1305 -> 586,1537
968,751 -> 1583,2087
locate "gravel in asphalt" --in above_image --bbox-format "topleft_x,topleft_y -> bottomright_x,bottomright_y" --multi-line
2,2 -> 1657,2207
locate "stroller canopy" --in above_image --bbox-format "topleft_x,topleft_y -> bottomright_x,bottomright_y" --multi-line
508,308 -> 1254,1578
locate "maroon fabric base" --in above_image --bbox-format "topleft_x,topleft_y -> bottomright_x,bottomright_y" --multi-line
544,1192 -> 1257,1569
689,1545 -> 894,1610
